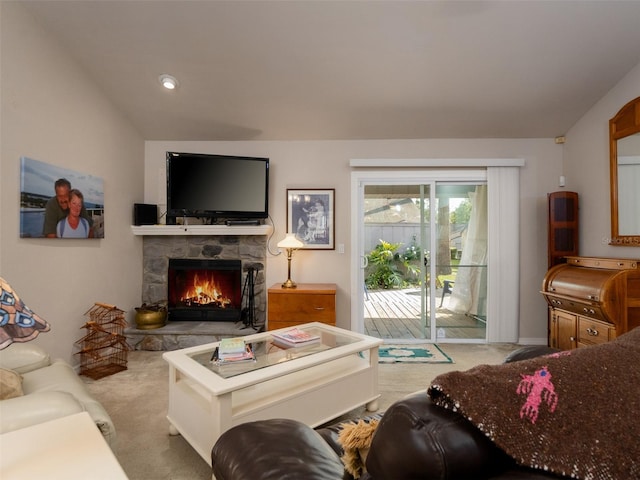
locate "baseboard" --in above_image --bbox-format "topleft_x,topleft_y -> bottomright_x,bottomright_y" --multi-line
517,337 -> 548,346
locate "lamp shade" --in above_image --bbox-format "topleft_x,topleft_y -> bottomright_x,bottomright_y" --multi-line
0,277 -> 51,350
277,233 -> 304,249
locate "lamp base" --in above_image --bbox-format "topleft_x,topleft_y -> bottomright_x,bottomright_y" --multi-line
281,279 -> 297,289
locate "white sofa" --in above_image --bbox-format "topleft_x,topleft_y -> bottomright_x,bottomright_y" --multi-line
0,343 -> 116,446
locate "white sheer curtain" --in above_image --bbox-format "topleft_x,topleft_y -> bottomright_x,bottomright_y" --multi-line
448,185 -> 488,317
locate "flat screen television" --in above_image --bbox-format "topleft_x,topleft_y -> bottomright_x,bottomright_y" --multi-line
166,151 -> 269,225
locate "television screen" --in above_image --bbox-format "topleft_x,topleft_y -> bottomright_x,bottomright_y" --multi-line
166,152 -> 269,224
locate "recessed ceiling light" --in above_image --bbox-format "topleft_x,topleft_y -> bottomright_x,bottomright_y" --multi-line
159,74 -> 178,90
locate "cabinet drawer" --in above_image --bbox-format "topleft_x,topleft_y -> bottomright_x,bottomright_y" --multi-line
269,294 -> 335,322
566,256 -> 639,270
577,317 -> 616,346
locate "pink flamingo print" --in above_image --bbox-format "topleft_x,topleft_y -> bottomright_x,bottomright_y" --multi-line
517,366 -> 558,424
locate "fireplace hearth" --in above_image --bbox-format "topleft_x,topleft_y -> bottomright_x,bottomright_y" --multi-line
168,259 -> 242,322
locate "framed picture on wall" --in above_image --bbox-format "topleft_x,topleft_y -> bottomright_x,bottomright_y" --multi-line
286,189 -> 335,250
19,156 -> 105,239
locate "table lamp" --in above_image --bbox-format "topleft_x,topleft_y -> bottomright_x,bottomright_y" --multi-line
0,277 -> 51,350
277,234 -> 305,288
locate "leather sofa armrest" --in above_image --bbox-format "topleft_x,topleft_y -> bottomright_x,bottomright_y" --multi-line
212,419 -> 345,480
0,391 -> 84,434
21,360 -> 117,446
0,343 -> 51,374
365,392 -> 515,480
503,345 -> 560,363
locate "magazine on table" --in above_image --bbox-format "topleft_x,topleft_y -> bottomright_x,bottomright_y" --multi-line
271,328 -> 321,348
211,343 -> 255,364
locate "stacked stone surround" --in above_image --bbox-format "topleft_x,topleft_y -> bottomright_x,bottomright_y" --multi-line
126,234 -> 266,351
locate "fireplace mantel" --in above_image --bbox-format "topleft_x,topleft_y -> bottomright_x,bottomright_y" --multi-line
131,225 -> 272,236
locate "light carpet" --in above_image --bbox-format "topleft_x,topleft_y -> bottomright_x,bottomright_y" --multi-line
378,344 -> 453,363
83,343 -> 522,479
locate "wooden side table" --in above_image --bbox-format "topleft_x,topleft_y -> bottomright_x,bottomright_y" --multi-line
267,283 -> 337,330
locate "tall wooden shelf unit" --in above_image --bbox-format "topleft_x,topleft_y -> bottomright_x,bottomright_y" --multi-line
547,191 -> 579,268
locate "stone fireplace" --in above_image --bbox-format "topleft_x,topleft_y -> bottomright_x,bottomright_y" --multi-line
126,233 -> 266,350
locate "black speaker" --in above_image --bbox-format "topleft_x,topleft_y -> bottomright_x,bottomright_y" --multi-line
133,203 -> 158,226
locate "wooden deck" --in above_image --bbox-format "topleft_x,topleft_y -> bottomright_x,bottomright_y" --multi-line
364,289 -> 486,341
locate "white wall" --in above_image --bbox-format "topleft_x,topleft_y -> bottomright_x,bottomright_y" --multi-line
564,62 -> 640,258
146,139 -> 563,343
0,3 -> 145,364
6,0 -> 634,356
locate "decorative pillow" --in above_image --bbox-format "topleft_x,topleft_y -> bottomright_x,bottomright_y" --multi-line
337,418 -> 380,479
0,277 -> 51,350
0,367 -> 24,399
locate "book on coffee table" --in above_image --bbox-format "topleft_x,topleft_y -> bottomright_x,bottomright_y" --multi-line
272,328 -> 321,348
219,337 -> 246,355
212,343 -> 256,364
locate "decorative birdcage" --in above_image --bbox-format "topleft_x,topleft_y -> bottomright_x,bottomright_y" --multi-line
75,303 -> 129,380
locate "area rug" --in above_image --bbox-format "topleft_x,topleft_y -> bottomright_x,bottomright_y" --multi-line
378,344 -> 453,364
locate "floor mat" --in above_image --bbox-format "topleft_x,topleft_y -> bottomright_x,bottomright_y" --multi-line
378,344 -> 453,364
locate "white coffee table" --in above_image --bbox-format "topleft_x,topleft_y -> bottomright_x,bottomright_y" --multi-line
163,322 -> 383,465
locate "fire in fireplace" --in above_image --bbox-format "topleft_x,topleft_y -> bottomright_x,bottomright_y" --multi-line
168,259 -> 242,321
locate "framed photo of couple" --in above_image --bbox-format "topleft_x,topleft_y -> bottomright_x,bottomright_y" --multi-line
286,189 -> 334,250
19,156 -> 105,239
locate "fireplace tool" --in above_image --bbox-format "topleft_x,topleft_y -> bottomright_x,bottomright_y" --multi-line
241,267 -> 258,330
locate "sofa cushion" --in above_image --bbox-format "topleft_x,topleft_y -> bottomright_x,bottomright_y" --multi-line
366,391 -> 514,479
0,343 -> 51,374
212,419 -> 345,480
0,391 -> 84,434
0,368 -> 23,399
21,360 -> 116,445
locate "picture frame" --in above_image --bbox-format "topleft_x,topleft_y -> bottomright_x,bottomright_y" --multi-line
19,157 -> 105,239
286,189 -> 335,250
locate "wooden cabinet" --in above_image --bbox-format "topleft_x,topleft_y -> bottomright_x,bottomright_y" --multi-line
267,283 -> 337,331
542,256 -> 640,350
548,308 -> 617,350
549,308 -> 577,350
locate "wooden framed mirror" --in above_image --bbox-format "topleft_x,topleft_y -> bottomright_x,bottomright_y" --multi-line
609,96 -> 640,246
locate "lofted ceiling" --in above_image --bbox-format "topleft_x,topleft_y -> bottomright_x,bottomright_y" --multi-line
18,0 -> 640,141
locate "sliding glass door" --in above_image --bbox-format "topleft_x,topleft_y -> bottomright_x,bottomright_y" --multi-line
433,184 -> 487,341
353,171 -> 487,342
362,184 -> 431,339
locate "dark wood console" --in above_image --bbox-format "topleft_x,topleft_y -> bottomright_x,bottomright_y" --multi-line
541,256 -> 640,350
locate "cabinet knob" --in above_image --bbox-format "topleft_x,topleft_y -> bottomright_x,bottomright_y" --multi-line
570,336 -> 576,342
586,328 -> 599,336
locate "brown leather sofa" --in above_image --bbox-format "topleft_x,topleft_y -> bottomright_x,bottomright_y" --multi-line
211,346 -> 561,480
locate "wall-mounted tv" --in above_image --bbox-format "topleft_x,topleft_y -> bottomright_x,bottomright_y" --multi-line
166,151 -> 269,225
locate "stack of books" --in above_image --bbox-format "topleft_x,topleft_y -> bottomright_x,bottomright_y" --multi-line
211,337 -> 255,364
271,328 -> 321,348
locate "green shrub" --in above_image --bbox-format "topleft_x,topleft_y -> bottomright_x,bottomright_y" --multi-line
365,239 -> 422,290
